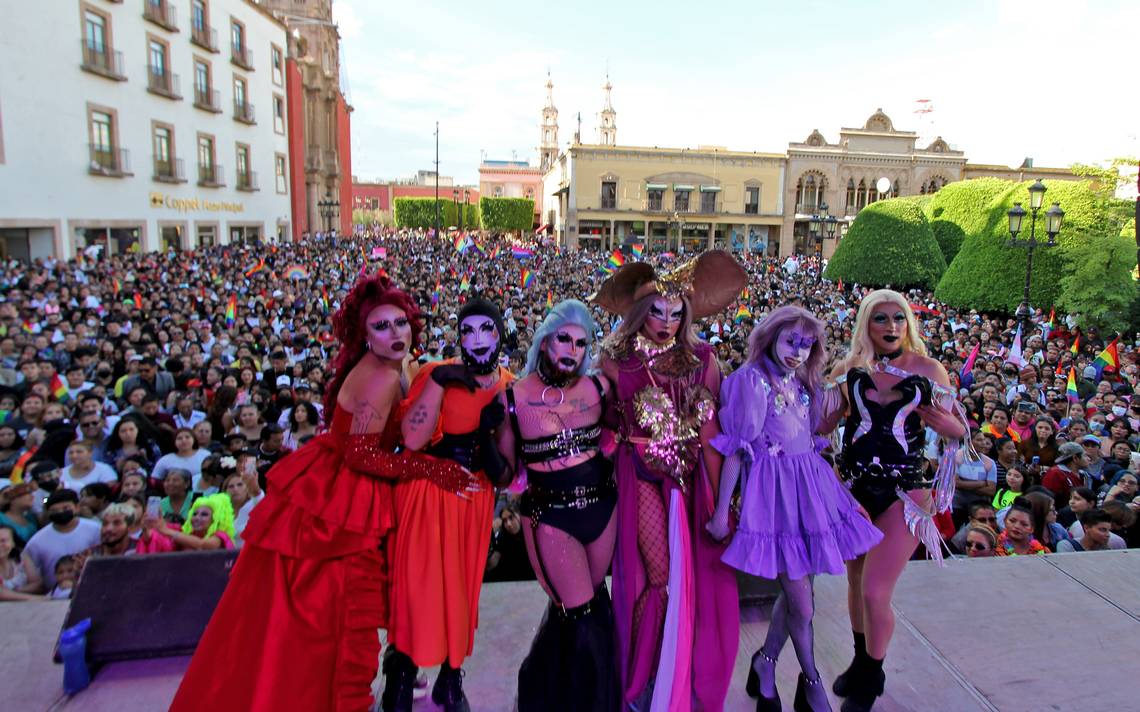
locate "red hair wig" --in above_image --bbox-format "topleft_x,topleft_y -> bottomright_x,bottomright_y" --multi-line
322,273 -> 423,421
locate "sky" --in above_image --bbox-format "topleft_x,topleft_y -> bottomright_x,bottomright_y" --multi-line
332,0 -> 1140,186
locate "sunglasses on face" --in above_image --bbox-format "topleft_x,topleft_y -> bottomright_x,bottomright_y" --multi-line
966,541 -> 990,552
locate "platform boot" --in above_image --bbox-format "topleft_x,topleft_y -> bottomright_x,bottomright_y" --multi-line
839,656 -> 884,712
432,659 -> 471,712
831,632 -> 869,698
380,647 -> 418,712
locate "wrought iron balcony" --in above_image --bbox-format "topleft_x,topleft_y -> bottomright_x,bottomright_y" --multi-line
193,87 -> 222,113
146,66 -> 181,99
153,157 -> 186,183
80,41 -> 126,80
142,0 -> 178,32
233,99 -> 256,125
231,44 -> 254,71
191,25 -> 218,52
88,145 -> 132,177
236,171 -> 259,192
198,163 -> 225,187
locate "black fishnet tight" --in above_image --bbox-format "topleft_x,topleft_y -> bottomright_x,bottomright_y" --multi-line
633,479 -> 669,641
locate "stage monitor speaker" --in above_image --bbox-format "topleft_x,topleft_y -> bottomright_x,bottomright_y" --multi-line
56,549 -> 238,663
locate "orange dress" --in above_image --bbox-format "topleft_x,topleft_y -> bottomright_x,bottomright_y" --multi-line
170,406 -> 396,712
387,361 -> 512,668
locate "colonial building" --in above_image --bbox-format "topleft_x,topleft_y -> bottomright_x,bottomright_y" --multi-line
541,143 -> 786,253
351,178 -> 479,218
261,0 -> 352,237
0,0 -> 292,259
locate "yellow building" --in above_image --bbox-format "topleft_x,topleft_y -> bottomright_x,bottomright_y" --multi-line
542,144 -> 786,253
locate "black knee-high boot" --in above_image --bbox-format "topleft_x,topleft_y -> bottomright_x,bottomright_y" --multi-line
832,631 -> 868,697
380,646 -> 418,712
432,659 -> 471,712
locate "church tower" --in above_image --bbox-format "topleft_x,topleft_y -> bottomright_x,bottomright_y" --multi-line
539,72 -> 559,171
598,76 -> 617,146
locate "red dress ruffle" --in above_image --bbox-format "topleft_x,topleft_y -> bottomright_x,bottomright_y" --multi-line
170,407 -> 395,712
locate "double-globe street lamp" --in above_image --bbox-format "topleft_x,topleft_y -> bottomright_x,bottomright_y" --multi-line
452,188 -> 471,232
1007,179 -> 1065,334
318,190 -> 340,234
808,202 -> 838,282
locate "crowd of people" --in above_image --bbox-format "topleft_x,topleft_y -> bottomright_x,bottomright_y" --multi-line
1,227 -> 1138,709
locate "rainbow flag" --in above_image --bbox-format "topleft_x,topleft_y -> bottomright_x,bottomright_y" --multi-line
631,243 -> 644,259
521,269 -> 535,289
959,343 -> 981,389
111,278 -> 122,296
20,320 -> 34,335
244,258 -> 266,277
489,245 -> 501,260
320,287 -> 330,314
133,293 -> 143,309
1042,308 -> 1055,339
459,273 -> 471,292
1066,367 -> 1080,402
431,281 -> 441,310
1092,337 -> 1120,379
50,373 -> 70,403
284,265 -> 310,280
225,295 -> 237,328
512,247 -> 535,260
1070,333 -> 1080,355
607,250 -> 625,271
742,286 -> 750,301
546,290 -> 553,312
734,304 -> 752,324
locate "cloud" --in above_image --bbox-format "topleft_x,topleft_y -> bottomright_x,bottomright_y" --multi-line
331,1 -> 362,41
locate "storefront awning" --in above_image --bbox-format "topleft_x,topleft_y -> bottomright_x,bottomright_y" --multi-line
673,184 -> 695,191
645,183 -> 668,190
699,185 -> 722,192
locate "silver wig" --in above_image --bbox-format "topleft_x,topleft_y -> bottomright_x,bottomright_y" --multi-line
523,299 -> 599,378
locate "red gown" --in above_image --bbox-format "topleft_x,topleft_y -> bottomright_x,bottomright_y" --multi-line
170,406 -> 396,712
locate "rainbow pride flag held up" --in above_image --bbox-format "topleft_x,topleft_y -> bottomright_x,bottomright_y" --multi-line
1042,308 -> 1055,339
20,320 -> 34,335
959,343 -> 981,389
459,273 -> 471,292
512,247 -> 535,260
284,265 -> 310,280
1066,367 -> 1080,402
133,293 -> 143,309
225,295 -> 237,328
1092,337 -> 1120,379
607,250 -> 625,271
1070,333 -> 1080,355
631,243 -> 644,259
734,304 -> 752,324
244,258 -> 266,277
489,245 -> 501,260
50,373 -> 70,403
112,278 -> 122,296
320,287 -> 330,314
546,290 -> 553,311
521,269 -> 536,289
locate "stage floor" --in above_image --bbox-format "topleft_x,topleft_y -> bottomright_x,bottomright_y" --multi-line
7,549 -> 1138,711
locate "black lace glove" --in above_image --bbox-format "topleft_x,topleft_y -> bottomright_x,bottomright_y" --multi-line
431,364 -> 478,392
479,400 -> 506,433
478,400 -> 510,487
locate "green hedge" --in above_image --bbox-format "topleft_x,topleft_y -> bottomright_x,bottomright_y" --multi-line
393,198 -> 480,229
1056,230 -> 1134,333
934,179 -> 1116,314
479,197 -> 535,232
823,198 -> 946,289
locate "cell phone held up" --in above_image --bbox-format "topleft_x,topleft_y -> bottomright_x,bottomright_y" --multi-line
146,496 -> 162,519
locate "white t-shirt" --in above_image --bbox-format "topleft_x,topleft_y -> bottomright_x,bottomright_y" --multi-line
233,492 -> 265,548
60,462 -> 119,492
23,518 -> 101,588
152,450 -> 211,481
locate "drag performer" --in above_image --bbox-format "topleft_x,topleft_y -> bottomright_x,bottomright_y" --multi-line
594,250 -> 745,712
706,306 -> 882,712
490,299 -> 620,711
823,289 -> 968,712
383,298 -> 513,712
171,274 -> 473,712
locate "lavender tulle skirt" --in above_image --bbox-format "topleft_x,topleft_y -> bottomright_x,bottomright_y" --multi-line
724,449 -> 883,580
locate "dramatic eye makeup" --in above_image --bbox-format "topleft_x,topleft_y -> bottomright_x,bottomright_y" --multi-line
555,333 -> 589,349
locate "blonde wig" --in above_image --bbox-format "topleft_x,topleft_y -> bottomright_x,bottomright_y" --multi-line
848,289 -> 927,370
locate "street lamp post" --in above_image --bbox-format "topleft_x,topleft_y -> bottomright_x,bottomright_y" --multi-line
1007,179 -> 1065,334
669,211 -> 685,254
808,202 -> 834,282
452,189 -> 460,232
317,190 -> 339,233
463,188 -> 469,233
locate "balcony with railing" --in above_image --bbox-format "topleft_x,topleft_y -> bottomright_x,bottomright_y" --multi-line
146,66 -> 181,99
153,156 -> 186,183
88,145 -> 131,177
644,199 -> 723,214
236,170 -> 259,192
142,0 -> 178,32
80,41 -> 126,80
795,203 -> 822,215
198,163 -> 225,187
233,99 -> 256,125
193,87 -> 222,113
231,44 -> 254,71
191,25 -> 218,52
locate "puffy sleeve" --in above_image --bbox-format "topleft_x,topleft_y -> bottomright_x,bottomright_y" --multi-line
711,366 -> 767,461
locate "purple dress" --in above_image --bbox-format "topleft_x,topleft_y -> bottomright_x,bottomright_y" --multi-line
713,364 -> 882,580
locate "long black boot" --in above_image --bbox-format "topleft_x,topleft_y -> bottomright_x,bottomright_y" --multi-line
839,656 -> 884,712
432,659 -> 471,712
832,632 -> 868,697
568,586 -> 619,711
380,647 -> 418,712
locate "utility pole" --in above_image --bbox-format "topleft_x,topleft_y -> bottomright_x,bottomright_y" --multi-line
434,121 -> 440,236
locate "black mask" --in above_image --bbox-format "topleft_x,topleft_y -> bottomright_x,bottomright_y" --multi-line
49,510 -> 76,526
38,479 -> 60,492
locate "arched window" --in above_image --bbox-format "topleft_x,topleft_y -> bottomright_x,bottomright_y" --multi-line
891,180 -> 900,198
795,173 -> 826,213
856,179 -> 868,210
845,179 -> 856,211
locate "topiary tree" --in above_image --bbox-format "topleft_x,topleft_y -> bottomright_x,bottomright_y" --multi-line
823,198 -> 946,289
934,179 -> 1117,314
479,197 -> 535,232
931,219 -> 967,263
1056,230 -> 1134,333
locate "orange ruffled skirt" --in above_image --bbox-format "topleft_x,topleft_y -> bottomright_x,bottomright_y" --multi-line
170,433 -> 393,712
386,476 -> 494,668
